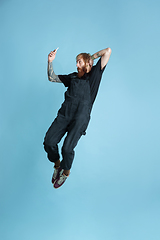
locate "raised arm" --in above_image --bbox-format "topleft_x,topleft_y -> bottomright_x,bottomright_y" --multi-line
91,48 -> 112,70
47,50 -> 62,83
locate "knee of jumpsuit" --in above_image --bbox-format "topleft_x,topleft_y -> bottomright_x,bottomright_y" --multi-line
44,131 -> 55,146
43,114 -> 68,147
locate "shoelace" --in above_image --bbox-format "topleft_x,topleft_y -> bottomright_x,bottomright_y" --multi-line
53,168 -> 59,179
58,173 -> 67,184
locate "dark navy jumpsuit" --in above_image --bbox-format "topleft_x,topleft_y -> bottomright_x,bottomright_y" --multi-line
43,58 -> 106,170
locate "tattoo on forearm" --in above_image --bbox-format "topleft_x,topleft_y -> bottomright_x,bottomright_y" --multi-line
91,52 -> 102,60
96,53 -> 100,58
48,62 -> 62,83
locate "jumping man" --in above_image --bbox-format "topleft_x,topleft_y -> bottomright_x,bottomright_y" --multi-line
43,47 -> 112,189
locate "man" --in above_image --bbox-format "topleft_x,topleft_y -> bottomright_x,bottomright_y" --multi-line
43,47 -> 112,189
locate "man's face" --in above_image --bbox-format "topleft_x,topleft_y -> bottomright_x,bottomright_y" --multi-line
76,57 -> 92,78
76,57 -> 85,73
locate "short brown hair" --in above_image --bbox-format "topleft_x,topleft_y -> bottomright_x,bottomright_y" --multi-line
76,53 -> 91,64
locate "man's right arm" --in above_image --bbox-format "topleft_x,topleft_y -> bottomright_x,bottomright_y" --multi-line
47,50 -> 62,83
47,61 -> 62,83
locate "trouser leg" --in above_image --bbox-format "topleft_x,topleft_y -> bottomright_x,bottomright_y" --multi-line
43,115 -> 68,163
60,116 -> 90,170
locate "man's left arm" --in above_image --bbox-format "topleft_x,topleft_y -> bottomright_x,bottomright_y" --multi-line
91,48 -> 112,70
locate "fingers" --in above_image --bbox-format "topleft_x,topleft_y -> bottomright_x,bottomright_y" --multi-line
48,50 -> 56,58
50,50 -> 56,54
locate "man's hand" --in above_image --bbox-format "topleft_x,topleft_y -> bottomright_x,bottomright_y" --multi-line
89,57 -> 94,68
48,49 -> 57,62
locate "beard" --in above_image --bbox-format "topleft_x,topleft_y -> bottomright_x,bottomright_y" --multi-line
77,66 -> 87,78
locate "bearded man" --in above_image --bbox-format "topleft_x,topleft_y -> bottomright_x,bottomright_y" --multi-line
43,47 -> 112,189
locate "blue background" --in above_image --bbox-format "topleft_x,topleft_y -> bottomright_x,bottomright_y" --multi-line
0,0 -> 160,239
